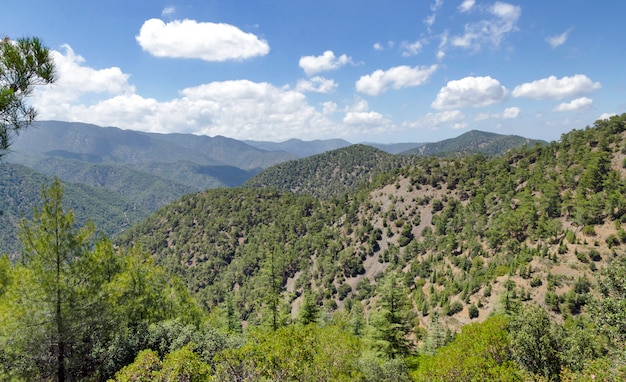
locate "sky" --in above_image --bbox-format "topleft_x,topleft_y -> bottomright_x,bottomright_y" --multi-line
2,1 -> 625,143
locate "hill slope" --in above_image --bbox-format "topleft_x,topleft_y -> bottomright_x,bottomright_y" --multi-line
120,114 -> 626,331
1,163 -> 149,256
401,129 -> 545,156
243,144 -> 416,199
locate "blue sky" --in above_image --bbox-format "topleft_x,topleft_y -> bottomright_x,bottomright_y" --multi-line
2,1 -> 625,143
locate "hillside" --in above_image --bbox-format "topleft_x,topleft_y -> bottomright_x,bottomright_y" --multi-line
120,114 -> 626,335
401,129 -> 545,157
6,120 -> 294,193
0,163 -> 149,256
243,144 -> 417,199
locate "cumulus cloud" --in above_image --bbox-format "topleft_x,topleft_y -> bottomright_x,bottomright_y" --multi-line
512,74 -> 601,100
356,64 -> 438,96
553,97 -> 593,112
295,76 -> 337,93
405,110 -> 467,130
458,0 -> 475,12
32,45 -> 365,141
546,29 -> 572,48
32,44 -> 134,114
451,1 -> 521,50
475,106 -> 521,120
431,76 -> 509,110
299,50 -> 353,76
136,18 -> 270,61
342,99 -> 393,134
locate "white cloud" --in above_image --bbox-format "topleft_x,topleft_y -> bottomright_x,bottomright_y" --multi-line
373,42 -> 384,51
546,29 -> 572,48
295,76 -> 337,93
342,99 -> 393,134
553,97 -> 593,112
401,40 -> 423,57
136,18 -> 270,61
431,76 -> 509,110
512,74 -> 601,100
161,6 -> 176,17
356,64 -> 438,96
33,46 -> 368,141
598,112 -> 618,120
451,1 -> 521,50
405,110 -> 467,130
458,0 -> 475,12
299,50 -> 353,76
475,106 -> 521,120
322,101 -> 338,115
502,106 -> 521,118
32,44 -> 134,113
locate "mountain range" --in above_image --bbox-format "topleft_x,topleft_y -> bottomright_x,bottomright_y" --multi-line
1,120 -> 545,255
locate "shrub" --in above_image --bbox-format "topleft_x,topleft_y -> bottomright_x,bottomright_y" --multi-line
446,301 -> 463,316
468,304 -> 479,319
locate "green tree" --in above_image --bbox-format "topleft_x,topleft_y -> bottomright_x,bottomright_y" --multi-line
370,273 -> 414,358
0,179 -> 204,380
13,178 -> 95,381
298,291 -> 320,325
589,255 -> 626,347
508,305 -> 563,379
1,36 -> 55,158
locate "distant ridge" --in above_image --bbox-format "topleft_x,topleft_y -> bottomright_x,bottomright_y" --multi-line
244,138 -> 352,157
401,130 -> 545,157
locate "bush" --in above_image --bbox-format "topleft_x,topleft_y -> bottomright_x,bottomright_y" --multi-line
468,304 -> 479,319
588,249 -> 602,262
447,301 -> 463,316
582,225 -> 596,236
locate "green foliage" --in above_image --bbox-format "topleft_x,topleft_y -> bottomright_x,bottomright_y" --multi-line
0,180 -> 204,380
508,305 -> 563,379
370,273 -> 415,358
112,345 -> 211,382
213,324 -> 363,381
412,315 -> 522,381
0,36 -> 55,159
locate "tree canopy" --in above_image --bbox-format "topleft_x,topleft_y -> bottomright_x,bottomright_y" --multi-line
0,36 -> 55,159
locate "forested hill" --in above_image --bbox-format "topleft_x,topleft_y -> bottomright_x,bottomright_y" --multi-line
242,144 -> 416,199
120,114 -> 626,339
401,129 -> 545,157
0,163 -> 150,255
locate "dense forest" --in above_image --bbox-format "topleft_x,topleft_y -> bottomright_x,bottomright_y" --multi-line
2,114 -> 626,380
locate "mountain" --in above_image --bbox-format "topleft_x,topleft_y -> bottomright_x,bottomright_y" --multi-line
243,144 -> 416,199
244,137 -> 352,157
119,114 -> 626,336
5,120 -> 287,209
0,163 -> 150,256
364,142 -> 424,154
401,129 -> 545,156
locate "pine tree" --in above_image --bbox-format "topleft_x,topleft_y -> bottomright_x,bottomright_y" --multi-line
298,291 -> 319,325
371,273 -> 414,358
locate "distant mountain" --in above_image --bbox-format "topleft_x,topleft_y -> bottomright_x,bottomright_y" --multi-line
0,163 -> 149,256
5,121 -> 290,209
401,130 -> 545,157
9,121 -> 297,170
364,142 -> 424,154
243,144 -> 416,199
244,138 -> 352,157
